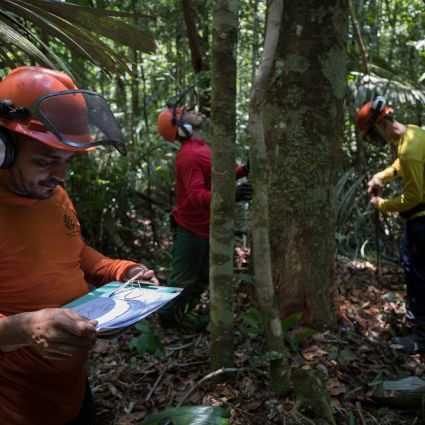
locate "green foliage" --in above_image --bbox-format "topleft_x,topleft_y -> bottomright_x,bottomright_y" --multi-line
4,0 -> 423,272
241,307 -> 263,337
281,312 -> 317,352
249,350 -> 283,368
241,308 -> 316,352
0,0 -> 156,77
335,168 -> 403,262
138,406 -> 230,425
128,320 -> 165,358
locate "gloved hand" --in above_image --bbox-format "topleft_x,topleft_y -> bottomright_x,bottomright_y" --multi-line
235,181 -> 253,202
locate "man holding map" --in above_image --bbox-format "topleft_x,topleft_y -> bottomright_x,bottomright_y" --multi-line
0,66 -> 158,425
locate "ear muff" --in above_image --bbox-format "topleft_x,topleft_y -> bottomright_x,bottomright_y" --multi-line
177,122 -> 193,138
171,104 -> 192,139
372,96 -> 387,115
0,127 -> 15,169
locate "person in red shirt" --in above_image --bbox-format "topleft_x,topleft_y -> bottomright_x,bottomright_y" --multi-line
156,102 -> 251,329
0,66 -> 158,425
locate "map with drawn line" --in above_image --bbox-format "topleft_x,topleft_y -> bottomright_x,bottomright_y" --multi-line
65,282 -> 183,334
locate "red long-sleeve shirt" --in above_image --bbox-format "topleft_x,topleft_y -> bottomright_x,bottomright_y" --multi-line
172,138 -> 247,238
0,185 -> 139,425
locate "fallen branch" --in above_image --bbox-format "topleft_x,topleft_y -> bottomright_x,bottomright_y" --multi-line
177,368 -> 241,406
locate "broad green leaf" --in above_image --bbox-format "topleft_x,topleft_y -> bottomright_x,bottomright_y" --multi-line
281,311 -> 303,332
139,406 -> 230,425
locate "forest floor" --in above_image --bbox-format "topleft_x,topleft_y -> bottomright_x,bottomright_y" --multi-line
88,254 -> 425,425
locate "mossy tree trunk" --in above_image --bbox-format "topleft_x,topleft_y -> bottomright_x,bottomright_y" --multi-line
209,0 -> 239,370
264,1 -> 348,326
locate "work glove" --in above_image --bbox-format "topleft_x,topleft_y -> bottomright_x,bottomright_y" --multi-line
235,181 -> 253,202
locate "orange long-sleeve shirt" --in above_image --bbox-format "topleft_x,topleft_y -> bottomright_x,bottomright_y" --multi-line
0,185 -> 138,425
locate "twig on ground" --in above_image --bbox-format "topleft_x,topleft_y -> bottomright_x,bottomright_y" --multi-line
219,399 -> 275,425
146,367 -> 168,400
356,401 -> 367,425
177,368 -> 241,406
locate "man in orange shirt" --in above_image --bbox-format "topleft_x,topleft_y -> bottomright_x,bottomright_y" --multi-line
0,66 -> 158,425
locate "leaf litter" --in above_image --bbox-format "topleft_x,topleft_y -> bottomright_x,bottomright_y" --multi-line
88,254 -> 424,424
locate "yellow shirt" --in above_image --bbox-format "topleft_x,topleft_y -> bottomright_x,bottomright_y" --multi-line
375,125 -> 425,219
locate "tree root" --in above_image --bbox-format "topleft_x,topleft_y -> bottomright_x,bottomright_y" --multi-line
289,366 -> 336,425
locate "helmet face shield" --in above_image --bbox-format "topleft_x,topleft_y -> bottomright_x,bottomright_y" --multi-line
28,90 -> 127,155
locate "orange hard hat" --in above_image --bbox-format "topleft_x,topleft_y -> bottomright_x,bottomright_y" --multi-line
0,66 -> 92,151
157,106 -> 185,142
356,96 -> 393,137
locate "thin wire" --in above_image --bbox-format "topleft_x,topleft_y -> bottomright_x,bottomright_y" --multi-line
108,268 -> 147,298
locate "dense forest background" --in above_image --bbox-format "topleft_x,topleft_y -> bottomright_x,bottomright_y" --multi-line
1,0 -> 424,424
1,0 -> 422,269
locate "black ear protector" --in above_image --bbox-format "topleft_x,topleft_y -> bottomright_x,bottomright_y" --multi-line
175,117 -> 193,138
371,96 -> 387,115
0,99 -> 29,121
0,99 -> 25,169
0,127 -> 16,169
0,99 -> 29,168
167,87 -> 196,139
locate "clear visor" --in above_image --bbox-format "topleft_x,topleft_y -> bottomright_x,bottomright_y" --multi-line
30,90 -> 127,155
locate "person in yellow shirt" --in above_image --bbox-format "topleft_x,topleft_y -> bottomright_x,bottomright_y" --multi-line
0,66 -> 158,425
356,96 -> 425,353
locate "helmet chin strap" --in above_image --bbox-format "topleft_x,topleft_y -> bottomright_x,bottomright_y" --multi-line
177,123 -> 192,138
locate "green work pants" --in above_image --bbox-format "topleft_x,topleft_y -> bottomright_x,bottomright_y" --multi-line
159,225 -> 209,325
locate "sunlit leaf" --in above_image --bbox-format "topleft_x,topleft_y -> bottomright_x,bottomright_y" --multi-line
139,406 -> 230,425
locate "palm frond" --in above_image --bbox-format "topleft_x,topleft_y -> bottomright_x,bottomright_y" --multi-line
139,406 -> 231,425
0,10 -> 73,76
0,0 -> 157,75
349,71 -> 425,109
17,0 -> 156,53
0,16 -> 55,68
1,1 -> 130,75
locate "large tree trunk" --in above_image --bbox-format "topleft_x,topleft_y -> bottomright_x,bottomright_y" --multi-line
209,0 -> 239,370
264,0 -> 348,326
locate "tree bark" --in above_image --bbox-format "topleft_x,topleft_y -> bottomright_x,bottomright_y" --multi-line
209,0 -> 239,371
264,0 -> 348,326
181,0 -> 203,73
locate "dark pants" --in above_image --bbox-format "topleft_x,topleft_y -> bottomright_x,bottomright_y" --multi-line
159,225 -> 209,325
401,216 -> 425,324
66,381 -> 97,425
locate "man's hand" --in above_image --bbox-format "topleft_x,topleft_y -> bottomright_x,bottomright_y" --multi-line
367,176 -> 383,195
370,196 -> 382,209
235,181 -> 253,202
20,308 -> 97,359
125,265 -> 159,285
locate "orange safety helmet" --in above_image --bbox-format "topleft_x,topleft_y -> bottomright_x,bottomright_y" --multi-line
157,106 -> 184,142
157,106 -> 193,142
356,96 -> 393,137
0,66 -> 93,151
